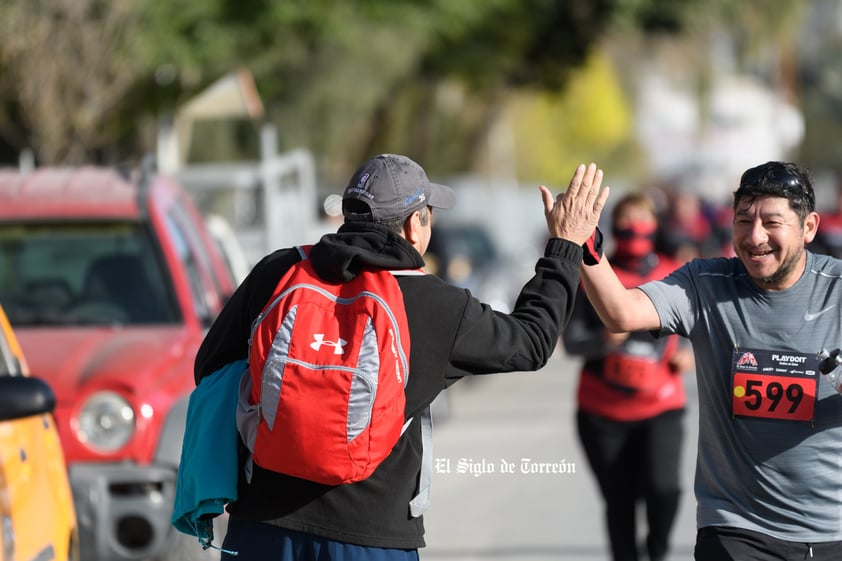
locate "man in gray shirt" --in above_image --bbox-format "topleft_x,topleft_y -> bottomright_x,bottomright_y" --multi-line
570,161 -> 842,560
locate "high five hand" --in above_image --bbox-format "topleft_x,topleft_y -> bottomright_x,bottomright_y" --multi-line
540,163 -> 610,245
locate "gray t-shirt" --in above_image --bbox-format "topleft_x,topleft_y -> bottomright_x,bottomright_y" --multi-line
639,250 -> 842,541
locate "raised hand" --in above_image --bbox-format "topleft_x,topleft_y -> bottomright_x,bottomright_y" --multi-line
540,163 -> 610,246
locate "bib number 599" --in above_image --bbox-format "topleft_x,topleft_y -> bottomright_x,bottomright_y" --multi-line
732,373 -> 815,422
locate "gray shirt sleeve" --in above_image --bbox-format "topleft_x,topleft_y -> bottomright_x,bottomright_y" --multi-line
637,260 -> 699,339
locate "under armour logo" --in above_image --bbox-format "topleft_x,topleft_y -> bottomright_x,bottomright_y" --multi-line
310,334 -> 347,355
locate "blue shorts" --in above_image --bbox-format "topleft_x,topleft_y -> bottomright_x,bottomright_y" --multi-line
221,516 -> 420,561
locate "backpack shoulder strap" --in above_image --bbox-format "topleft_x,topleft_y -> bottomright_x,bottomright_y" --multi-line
295,245 -> 310,260
408,406 -> 434,517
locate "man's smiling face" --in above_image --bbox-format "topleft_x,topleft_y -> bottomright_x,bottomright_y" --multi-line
732,195 -> 818,291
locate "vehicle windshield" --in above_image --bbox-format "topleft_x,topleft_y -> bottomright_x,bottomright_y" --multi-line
0,222 -> 178,327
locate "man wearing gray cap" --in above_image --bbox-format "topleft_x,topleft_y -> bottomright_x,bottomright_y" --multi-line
194,155 -> 607,560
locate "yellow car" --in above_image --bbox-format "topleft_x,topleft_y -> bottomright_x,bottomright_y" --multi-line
0,304 -> 79,561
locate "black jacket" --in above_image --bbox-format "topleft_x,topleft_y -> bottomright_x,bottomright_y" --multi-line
194,222 -> 583,549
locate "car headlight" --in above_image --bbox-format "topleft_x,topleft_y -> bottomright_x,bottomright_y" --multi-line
76,391 -> 135,452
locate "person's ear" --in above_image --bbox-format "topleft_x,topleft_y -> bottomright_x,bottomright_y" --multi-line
804,211 -> 820,243
403,211 -> 423,245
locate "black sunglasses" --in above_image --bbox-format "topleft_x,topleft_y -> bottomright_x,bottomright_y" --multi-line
738,164 -> 814,210
741,166 -> 802,191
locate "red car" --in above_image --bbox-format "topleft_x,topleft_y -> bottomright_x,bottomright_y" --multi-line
0,163 -> 240,561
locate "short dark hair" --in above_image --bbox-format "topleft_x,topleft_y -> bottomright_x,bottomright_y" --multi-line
734,161 -> 815,222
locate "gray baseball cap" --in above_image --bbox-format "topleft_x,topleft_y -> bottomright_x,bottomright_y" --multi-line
342,154 -> 456,223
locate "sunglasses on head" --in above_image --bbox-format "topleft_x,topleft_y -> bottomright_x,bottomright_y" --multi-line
738,164 -> 814,210
741,166 -> 801,189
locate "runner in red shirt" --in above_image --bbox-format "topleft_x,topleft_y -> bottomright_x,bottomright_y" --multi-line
563,192 -> 693,561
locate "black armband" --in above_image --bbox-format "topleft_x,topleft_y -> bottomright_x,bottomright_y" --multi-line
582,227 -> 604,266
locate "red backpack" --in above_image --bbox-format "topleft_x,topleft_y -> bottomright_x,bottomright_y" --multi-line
240,245 -> 414,485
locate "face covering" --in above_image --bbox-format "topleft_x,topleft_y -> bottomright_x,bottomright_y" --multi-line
613,222 -> 657,258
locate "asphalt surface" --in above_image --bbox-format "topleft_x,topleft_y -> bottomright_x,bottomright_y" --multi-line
421,348 -> 700,561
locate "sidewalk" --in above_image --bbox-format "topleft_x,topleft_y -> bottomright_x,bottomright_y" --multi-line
421,350 -> 699,561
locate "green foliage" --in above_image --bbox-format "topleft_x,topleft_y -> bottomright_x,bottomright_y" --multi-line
611,0 -> 729,33
422,0 -> 615,91
503,50 -> 633,187
0,0 -> 791,186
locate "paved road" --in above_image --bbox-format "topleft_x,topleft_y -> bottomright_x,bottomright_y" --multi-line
421,348 -> 699,561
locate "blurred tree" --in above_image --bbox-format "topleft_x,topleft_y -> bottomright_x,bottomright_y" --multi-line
0,0 -> 738,177
273,0 -> 722,183
796,0 -> 842,171
0,0 -> 149,164
503,50 -> 633,187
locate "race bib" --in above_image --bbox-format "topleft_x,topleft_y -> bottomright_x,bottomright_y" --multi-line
731,348 -> 818,423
